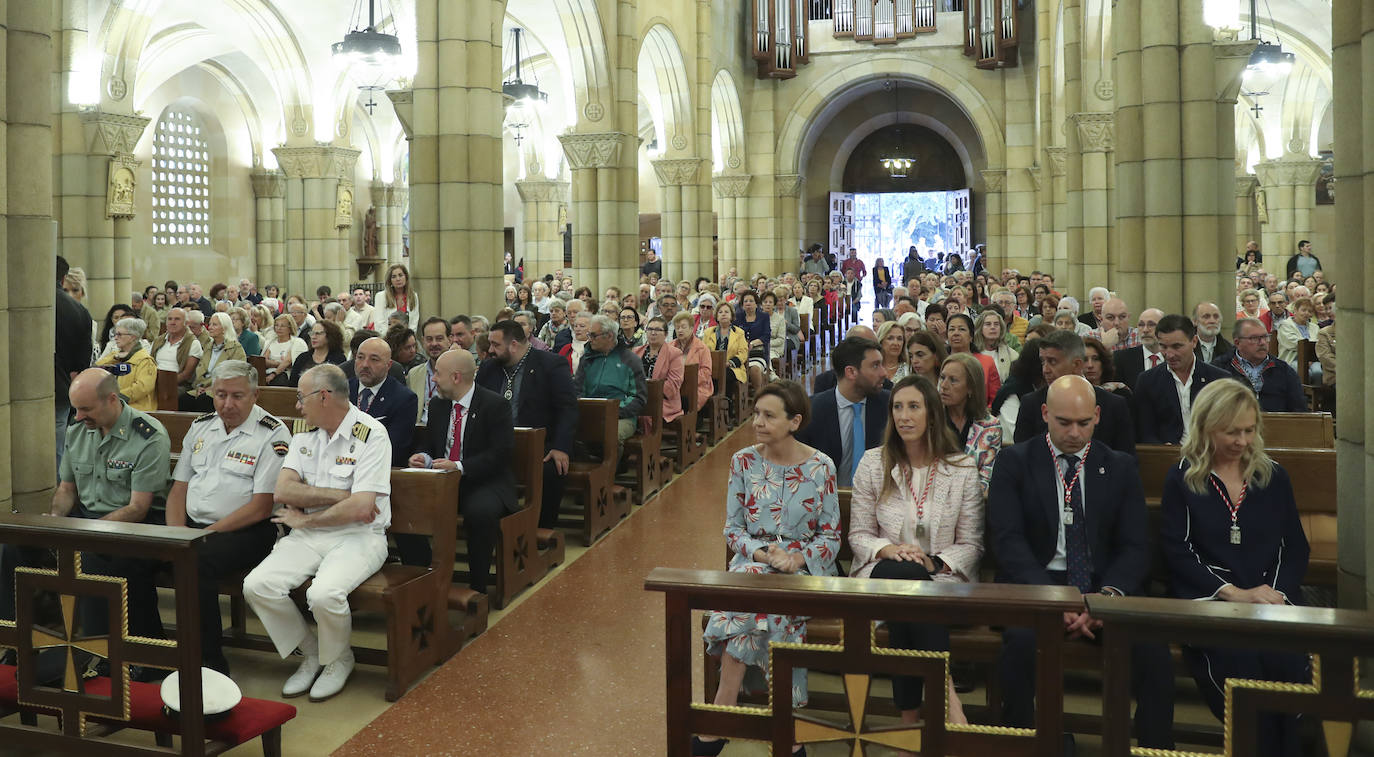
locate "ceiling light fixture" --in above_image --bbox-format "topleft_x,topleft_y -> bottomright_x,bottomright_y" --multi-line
333,0 -> 403,114
502,27 -> 548,148
879,80 -> 914,179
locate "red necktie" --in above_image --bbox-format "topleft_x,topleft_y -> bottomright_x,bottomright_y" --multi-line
1149,354 -> 1160,368
448,404 -> 465,461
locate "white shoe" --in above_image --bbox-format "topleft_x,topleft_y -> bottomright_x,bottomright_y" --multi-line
308,652 -> 355,702
281,654 -> 321,698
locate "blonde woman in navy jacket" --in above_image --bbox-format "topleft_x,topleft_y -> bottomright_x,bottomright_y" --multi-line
1160,379 -> 1309,757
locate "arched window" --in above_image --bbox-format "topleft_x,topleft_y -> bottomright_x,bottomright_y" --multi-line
151,106 -> 212,246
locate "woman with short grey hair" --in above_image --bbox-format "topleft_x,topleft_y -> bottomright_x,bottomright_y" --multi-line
95,317 -> 158,410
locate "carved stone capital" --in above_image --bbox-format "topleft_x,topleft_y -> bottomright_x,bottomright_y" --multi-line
516,179 -> 571,203
371,182 -> 395,207
1071,112 -> 1115,152
251,170 -> 286,199
1045,147 -> 1067,177
712,174 -> 753,199
387,89 -> 413,139
272,145 -> 362,180
81,111 -> 152,156
106,152 -> 140,219
980,169 -> 1007,192
651,158 -> 705,187
558,132 -> 628,169
1234,174 -> 1259,198
1254,155 -> 1323,188
774,174 -> 804,197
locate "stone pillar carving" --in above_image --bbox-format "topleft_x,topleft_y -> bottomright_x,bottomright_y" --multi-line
712,175 -> 753,281
653,158 -> 706,282
560,132 -> 637,294
251,170 -> 286,289
1234,174 -> 1259,263
515,179 -> 570,284
980,169 -> 1008,277
271,145 -> 360,297
1045,147 -> 1069,284
4,2 -> 56,511
75,111 -> 150,313
772,174 -> 804,277
1254,154 -> 1323,264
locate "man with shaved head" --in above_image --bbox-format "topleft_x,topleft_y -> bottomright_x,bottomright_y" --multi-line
990,375 -> 1175,752
1089,297 -> 1140,351
408,348 -> 516,591
348,336 -> 417,466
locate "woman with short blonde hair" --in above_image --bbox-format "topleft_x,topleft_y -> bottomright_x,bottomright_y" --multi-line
1160,380 -> 1308,756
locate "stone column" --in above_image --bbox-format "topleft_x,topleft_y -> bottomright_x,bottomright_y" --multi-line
75,112 -> 150,313
1331,0 -> 1367,614
1234,174 -> 1259,258
515,178 -> 570,283
387,187 -> 407,267
251,170 -> 286,288
560,132 -> 638,294
770,174 -> 803,277
410,0 -> 506,320
1067,114 -> 1113,296
712,175 -> 752,280
980,169 -> 1007,275
1255,154 -> 1323,263
368,182 -> 394,270
653,158 -> 706,282
6,1 -> 56,512
271,145 -> 360,298
1045,147 -> 1068,285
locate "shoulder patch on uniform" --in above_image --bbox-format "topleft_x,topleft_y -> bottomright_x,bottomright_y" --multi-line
259,415 -> 282,431
272,440 -> 289,457
194,412 -> 217,423
132,417 -> 157,439
351,422 -> 371,442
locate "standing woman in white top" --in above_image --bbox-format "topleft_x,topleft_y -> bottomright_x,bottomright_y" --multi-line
848,374 -> 982,741
377,264 -> 420,332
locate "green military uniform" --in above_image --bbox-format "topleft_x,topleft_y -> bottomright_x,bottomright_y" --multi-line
59,403 -> 171,516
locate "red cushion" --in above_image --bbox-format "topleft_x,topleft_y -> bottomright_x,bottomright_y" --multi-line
0,664 -> 16,704
84,676 -> 296,747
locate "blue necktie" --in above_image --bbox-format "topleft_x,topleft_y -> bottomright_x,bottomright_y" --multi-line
359,387 -> 374,413
1059,453 -> 1092,593
850,401 -> 865,480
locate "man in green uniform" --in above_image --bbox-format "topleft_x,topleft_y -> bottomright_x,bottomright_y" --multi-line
0,369 -> 170,639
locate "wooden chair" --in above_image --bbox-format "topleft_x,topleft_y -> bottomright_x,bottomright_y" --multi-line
155,370 -> 179,411
1296,340 -> 1331,411
621,378 -> 670,506
700,352 -> 730,445
563,398 -> 630,544
247,354 -> 269,385
663,362 -> 703,473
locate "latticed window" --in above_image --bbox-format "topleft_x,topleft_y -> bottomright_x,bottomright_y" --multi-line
151,107 -> 211,246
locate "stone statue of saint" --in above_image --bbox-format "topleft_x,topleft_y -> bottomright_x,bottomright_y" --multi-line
364,206 -> 378,259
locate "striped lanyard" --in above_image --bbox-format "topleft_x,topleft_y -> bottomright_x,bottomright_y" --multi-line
1208,474 -> 1247,545
905,462 -> 937,537
1047,435 -> 1090,525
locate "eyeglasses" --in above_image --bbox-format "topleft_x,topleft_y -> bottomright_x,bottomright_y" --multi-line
296,388 -> 327,403
645,327 -> 666,333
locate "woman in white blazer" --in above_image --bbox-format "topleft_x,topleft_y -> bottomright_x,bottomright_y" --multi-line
849,374 -> 983,740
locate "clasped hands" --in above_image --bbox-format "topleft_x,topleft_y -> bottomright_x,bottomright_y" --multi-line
877,542 -> 935,573
1218,583 -> 1286,605
753,543 -> 804,574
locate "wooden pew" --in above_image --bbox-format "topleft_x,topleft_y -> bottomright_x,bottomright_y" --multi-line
156,369 -> 179,411
247,354 -> 269,385
563,398 -> 630,544
491,427 -> 565,612
711,350 -> 747,427
797,312 -> 810,372
254,386 -> 300,418
663,362 -> 703,473
1262,410 -> 1333,448
621,378 -> 670,507
700,352 -> 730,445
151,411 -> 199,452
1297,340 -> 1332,411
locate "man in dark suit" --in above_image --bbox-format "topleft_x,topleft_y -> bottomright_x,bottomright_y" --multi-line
1213,317 -> 1307,412
1013,329 -> 1136,455
991,376 -> 1174,752
408,349 -> 516,593
1191,301 -> 1232,366
1135,314 -> 1230,444
56,256 -> 92,468
347,337 -> 418,467
477,320 -> 577,530
810,325 -> 885,395
1110,308 -> 1163,391
795,337 -> 889,487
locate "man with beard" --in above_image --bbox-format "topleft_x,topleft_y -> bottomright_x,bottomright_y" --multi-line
1191,302 -> 1232,365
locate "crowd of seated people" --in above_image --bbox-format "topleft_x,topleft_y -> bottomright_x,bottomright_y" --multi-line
45,247 -> 1333,755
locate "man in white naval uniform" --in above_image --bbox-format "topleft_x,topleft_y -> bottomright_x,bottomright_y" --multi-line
166,360 -> 291,675
242,363 -> 392,702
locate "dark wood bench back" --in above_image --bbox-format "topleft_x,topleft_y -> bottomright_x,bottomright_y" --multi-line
388,469 -> 461,546
247,354 -> 269,385
151,411 -> 199,454
156,369 -> 179,410
642,378 -> 664,434
576,398 -> 618,461
799,312 -> 810,338
1261,411 -> 1333,448
256,386 -> 300,418
680,363 -> 698,414
710,350 -> 726,391
513,426 -> 546,509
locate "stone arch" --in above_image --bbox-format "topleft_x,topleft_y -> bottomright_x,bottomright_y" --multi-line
826,113 -> 975,190
637,24 -> 693,155
777,56 -> 1005,175
710,69 -> 746,173
504,0 -> 611,125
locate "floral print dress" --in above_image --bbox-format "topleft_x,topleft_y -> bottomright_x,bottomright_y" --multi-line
702,445 -> 841,707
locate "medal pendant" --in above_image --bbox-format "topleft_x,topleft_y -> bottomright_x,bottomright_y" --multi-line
915,523 -> 926,538
504,389 -> 513,400
1230,526 -> 1242,545
1063,508 -> 1074,526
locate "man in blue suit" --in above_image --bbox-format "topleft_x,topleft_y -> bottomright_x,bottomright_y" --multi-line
347,336 -> 418,467
795,337 -> 889,487
1135,314 -> 1230,444
990,376 -> 1174,753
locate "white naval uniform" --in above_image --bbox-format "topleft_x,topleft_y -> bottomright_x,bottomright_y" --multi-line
172,405 -> 292,524
242,406 -> 392,665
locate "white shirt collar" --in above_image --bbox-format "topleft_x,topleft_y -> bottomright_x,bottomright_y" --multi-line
454,382 -> 476,410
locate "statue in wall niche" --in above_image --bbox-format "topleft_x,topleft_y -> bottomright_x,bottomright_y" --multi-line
364,207 -> 379,259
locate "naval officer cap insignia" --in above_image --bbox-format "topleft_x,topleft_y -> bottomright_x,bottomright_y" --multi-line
272,441 -> 289,457
351,422 -> 371,442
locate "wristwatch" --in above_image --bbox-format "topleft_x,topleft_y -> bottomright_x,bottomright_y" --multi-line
929,555 -> 946,574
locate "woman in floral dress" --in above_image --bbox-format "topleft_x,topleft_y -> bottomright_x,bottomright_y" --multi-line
696,380 -> 840,757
